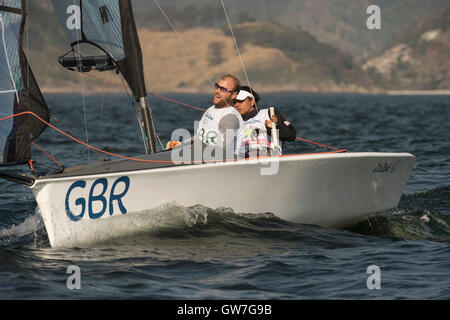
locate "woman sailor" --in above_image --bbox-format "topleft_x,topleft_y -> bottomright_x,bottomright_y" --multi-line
233,86 -> 296,157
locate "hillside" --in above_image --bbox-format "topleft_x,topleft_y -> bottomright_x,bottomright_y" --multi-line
226,23 -> 375,90
133,0 -> 450,57
20,1 -> 450,93
35,25 -> 374,94
362,8 -> 450,90
141,24 -> 378,93
24,2 -> 378,94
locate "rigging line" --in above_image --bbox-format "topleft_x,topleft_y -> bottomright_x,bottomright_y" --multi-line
31,142 -> 63,167
84,72 -> 207,112
1,111 -> 347,161
94,4 -> 123,121
0,17 -> 19,103
72,0 -> 90,165
153,0 -> 234,109
295,137 -> 341,151
149,92 -> 206,112
1,111 -> 347,165
99,54 -> 107,118
82,74 -> 342,151
25,0 -> 29,96
49,114 -> 104,161
156,134 -> 164,150
99,4 -> 151,155
153,0 -> 214,87
79,49 -> 90,165
84,71 -> 146,150
219,0 -> 252,90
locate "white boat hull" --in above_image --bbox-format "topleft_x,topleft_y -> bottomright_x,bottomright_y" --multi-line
30,152 -> 415,247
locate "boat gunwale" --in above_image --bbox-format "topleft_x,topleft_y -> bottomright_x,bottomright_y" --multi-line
30,151 -> 415,187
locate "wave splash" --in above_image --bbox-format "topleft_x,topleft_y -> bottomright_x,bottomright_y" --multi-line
3,184 -> 449,247
0,209 -> 47,247
347,185 -> 450,242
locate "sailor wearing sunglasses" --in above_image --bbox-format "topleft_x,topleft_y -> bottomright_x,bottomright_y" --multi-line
196,75 -> 244,156
167,74 -> 244,157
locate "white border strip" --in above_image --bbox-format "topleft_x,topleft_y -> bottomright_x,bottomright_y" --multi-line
32,152 -> 415,185
0,16 -> 19,103
0,89 -> 17,94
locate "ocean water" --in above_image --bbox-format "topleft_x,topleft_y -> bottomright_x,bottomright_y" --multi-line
0,92 -> 449,300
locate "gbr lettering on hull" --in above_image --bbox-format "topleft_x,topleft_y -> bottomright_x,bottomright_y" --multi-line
65,176 -> 130,222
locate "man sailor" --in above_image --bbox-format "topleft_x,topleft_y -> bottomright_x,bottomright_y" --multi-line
233,86 -> 296,157
167,74 -> 244,157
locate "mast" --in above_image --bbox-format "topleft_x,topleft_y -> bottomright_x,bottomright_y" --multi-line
139,96 -> 157,154
118,0 -> 157,154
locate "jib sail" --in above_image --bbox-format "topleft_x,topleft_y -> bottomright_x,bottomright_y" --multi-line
51,0 -> 146,100
51,0 -> 157,154
0,0 -> 50,165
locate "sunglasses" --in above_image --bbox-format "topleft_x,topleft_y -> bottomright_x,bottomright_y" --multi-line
214,83 -> 235,94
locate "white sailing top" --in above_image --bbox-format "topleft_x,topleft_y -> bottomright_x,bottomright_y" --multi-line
197,105 -> 245,155
243,109 -> 282,155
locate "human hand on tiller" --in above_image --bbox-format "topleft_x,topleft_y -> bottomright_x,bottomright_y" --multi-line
165,140 -> 181,150
265,115 -> 278,128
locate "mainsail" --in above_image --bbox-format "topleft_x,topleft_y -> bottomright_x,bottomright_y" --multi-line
0,0 -> 50,165
51,0 -> 157,153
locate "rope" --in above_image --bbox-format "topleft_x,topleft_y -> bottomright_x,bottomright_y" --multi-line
148,92 -> 207,112
153,0 -> 215,87
49,114 -> 105,161
71,0 -> 90,164
28,159 -> 34,172
0,2 -> 345,171
0,111 -> 169,164
84,73 -> 207,112
79,54 -> 90,164
219,0 -> 252,90
0,111 -> 346,166
295,137 -> 342,151
31,142 -> 63,167
83,73 -> 342,151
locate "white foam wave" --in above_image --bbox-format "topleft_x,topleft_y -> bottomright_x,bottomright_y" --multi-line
0,214 -> 43,239
48,202 -> 211,247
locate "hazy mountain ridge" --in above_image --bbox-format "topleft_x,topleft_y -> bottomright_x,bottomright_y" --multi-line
224,22 -> 377,92
362,8 -> 450,90
133,0 -> 450,57
22,1 -> 450,93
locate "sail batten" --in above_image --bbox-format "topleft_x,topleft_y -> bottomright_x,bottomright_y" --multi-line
0,6 -> 21,14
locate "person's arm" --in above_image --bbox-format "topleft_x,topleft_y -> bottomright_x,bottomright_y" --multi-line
266,108 -> 297,142
166,110 -> 208,150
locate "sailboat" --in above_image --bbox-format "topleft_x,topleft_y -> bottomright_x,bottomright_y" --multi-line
0,1 -> 415,248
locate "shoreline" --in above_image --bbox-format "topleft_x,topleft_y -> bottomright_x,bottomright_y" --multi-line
41,87 -> 450,96
387,90 -> 450,95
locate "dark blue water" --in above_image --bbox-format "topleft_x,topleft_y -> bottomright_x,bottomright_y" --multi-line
0,93 -> 449,300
